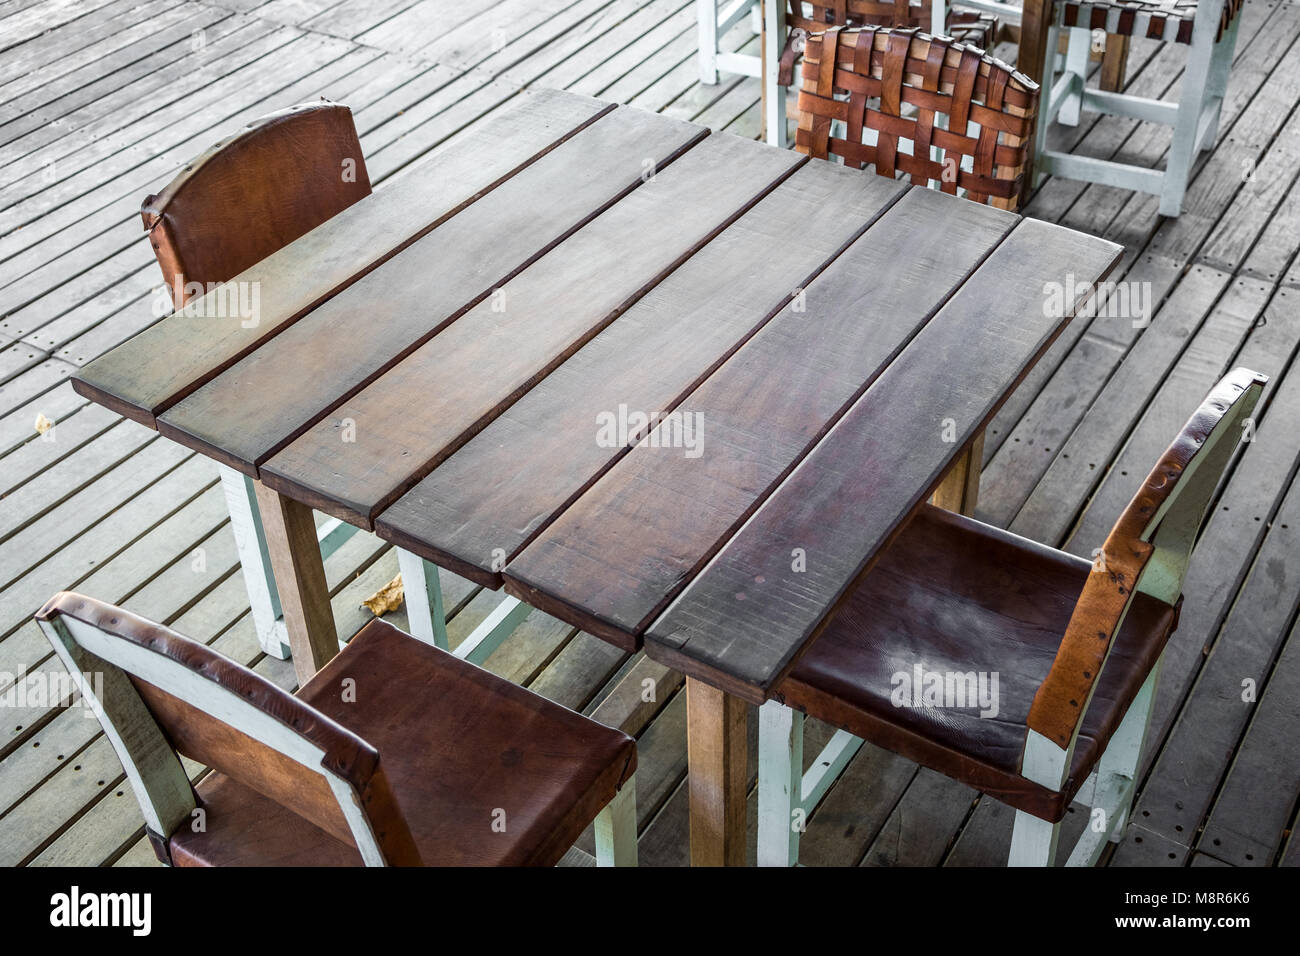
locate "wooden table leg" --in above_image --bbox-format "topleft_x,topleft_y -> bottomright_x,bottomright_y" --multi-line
253,482 -> 338,685
1100,33 -> 1129,92
1017,0 -> 1052,207
932,431 -> 984,517
686,677 -> 748,866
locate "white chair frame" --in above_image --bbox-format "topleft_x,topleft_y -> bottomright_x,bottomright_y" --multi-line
37,603 -> 638,867
757,373 -> 1263,866
1033,0 -> 1239,216
218,464 -> 529,667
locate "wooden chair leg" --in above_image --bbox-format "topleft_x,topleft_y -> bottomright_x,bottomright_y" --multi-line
757,700 -> 803,866
252,483 -> 339,685
686,678 -> 749,866
594,775 -> 639,867
395,547 -> 448,649
1018,0 -> 1054,201
1009,809 -> 1061,866
1099,33 -> 1129,92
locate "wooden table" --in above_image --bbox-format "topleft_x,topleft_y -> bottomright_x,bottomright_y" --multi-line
71,87 -> 1120,866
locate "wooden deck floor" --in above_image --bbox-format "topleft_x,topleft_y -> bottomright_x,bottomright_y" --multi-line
0,0 -> 1297,868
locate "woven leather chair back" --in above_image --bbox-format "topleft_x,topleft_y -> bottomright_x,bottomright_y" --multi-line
795,26 -> 1038,210
778,1 -> 995,83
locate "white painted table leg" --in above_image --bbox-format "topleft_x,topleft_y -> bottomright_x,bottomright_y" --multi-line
594,775 -> 639,866
395,547 -> 448,650
758,699 -> 803,866
219,465 -> 290,660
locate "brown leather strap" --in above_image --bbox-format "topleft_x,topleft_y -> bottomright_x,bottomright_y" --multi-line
793,27 -> 1037,206
778,28 -> 806,86
968,66 -> 1008,205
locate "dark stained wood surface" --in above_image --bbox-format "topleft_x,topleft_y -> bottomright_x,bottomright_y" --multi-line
643,219 -> 1124,702
70,88 -> 613,427
502,187 -> 1017,649
70,88 -> 1119,717
374,162 -> 907,580
154,104 -> 706,475
260,131 -> 808,527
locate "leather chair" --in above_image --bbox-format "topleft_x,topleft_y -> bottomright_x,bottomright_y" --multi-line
142,101 -> 371,309
36,593 -> 638,866
756,367 -> 1265,865
139,103 -> 501,666
792,27 -> 1040,210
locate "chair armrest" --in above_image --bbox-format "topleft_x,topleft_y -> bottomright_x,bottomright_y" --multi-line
1025,367 -> 1267,760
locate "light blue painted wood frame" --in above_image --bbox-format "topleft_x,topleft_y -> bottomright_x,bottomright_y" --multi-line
1033,0 -> 1240,217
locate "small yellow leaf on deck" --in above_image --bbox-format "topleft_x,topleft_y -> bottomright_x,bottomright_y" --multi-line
362,574 -> 404,617
34,413 -> 53,435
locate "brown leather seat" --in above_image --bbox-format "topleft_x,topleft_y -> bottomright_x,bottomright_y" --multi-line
1057,0 -> 1244,45
169,619 -> 635,866
777,504 -> 1178,823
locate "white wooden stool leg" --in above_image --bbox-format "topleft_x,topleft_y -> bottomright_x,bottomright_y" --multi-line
594,775 -> 638,867
757,700 -> 803,866
1009,809 -> 1061,866
1161,0 -> 1224,216
1032,22 -> 1062,188
395,547 -> 448,650
219,465 -> 291,660
1058,27 -> 1091,127
1200,14 -> 1239,146
698,0 -> 720,83
763,0 -> 787,147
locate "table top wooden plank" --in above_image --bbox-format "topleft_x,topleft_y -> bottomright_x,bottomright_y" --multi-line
260,131 -> 808,528
501,186 -> 1018,650
643,218 -> 1124,702
374,162 -> 907,584
70,88 -> 612,428
153,104 -> 707,475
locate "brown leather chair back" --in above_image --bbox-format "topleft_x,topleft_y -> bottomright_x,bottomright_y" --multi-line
142,102 -> 371,308
1028,367 -> 1268,750
795,26 -> 1038,210
34,592 -> 420,865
